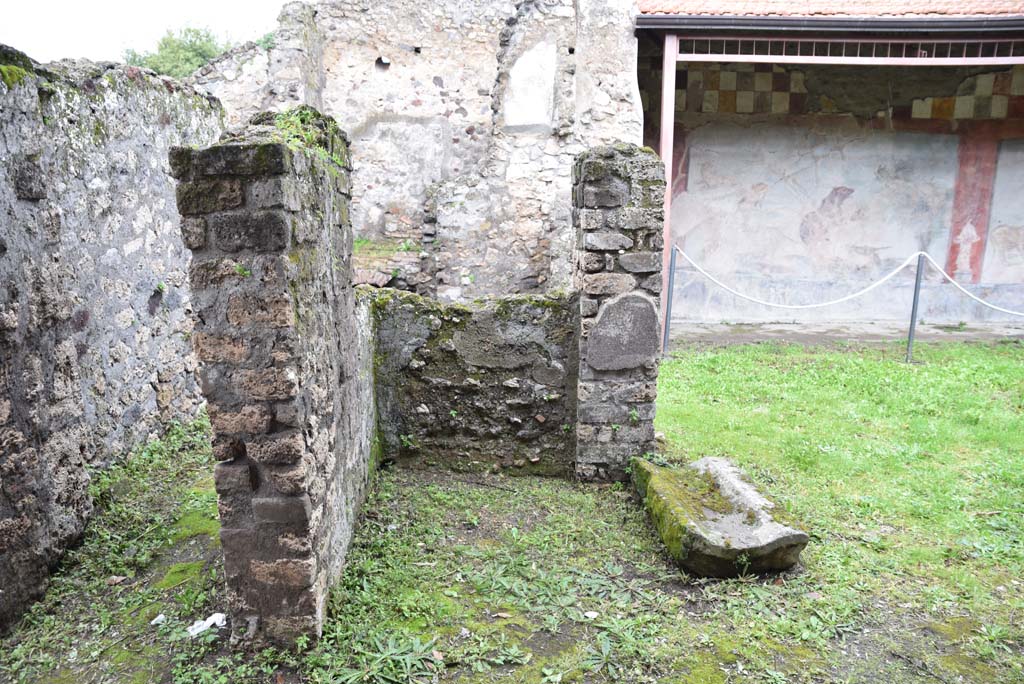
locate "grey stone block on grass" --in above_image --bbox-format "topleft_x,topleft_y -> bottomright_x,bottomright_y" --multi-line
632,456 -> 808,578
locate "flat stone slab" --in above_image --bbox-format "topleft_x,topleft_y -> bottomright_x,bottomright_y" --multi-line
632,456 -> 808,578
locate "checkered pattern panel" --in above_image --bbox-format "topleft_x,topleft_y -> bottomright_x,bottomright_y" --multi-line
678,63 -> 809,116
639,60 -> 1024,122
903,65 -> 1024,121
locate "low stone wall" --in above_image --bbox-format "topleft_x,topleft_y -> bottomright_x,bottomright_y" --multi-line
0,46 -> 223,631
171,118 -> 664,645
573,145 -> 664,480
171,110 -> 376,643
367,289 -> 578,476
361,144 -> 666,483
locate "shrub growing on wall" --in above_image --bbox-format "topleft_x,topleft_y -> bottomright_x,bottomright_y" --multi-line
124,28 -> 227,79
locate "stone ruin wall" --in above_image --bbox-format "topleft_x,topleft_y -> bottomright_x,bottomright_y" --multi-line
170,110 -> 664,642
0,46 -> 223,631
573,144 -> 664,481
191,0 -> 644,300
360,144 -> 668,486
369,289 -> 578,477
171,112 -> 378,642
0,7 -> 665,642
172,105 -> 585,637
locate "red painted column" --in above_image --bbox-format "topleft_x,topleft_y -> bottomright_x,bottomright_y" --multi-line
946,126 -> 999,283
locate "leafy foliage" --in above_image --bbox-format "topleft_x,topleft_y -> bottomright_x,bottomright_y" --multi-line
331,635 -> 439,683
255,32 -> 276,50
124,28 -> 228,79
272,107 -> 348,170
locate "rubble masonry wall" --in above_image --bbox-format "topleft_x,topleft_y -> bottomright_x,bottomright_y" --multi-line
0,46 -> 223,631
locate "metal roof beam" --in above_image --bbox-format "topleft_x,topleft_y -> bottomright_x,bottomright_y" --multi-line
674,36 -> 1024,65
635,14 -> 1024,35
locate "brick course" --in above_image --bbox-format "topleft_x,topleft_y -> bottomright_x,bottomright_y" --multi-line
171,109 -> 377,645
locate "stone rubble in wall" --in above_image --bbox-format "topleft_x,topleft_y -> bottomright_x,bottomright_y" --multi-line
0,45 -> 223,632
190,0 -> 644,302
572,144 -> 664,481
367,288 -> 577,476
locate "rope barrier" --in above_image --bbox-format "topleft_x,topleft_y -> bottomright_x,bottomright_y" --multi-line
672,246 -> 1024,317
917,252 -> 1024,318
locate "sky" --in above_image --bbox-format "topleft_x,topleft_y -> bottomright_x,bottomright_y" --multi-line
1,0 -> 288,64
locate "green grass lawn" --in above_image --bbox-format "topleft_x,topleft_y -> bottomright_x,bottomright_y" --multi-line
2,341 -> 1021,683
656,341 -> 1024,681
0,417 -> 224,684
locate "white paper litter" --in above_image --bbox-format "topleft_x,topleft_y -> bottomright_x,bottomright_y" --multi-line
186,612 -> 226,637
150,613 -> 166,626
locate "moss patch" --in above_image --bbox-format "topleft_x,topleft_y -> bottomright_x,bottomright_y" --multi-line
154,560 -> 205,590
0,64 -> 29,90
271,106 -> 348,170
108,644 -> 164,684
680,654 -> 727,684
631,457 -> 733,562
924,617 -> 979,643
170,509 -> 219,542
938,652 -> 1001,681
0,45 -> 35,71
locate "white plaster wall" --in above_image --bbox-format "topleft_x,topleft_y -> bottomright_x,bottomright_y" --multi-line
984,139 -> 1024,285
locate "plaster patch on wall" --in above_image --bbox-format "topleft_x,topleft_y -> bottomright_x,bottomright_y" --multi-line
504,40 -> 558,131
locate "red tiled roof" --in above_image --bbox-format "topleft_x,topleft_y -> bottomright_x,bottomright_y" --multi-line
636,1 -> 1024,17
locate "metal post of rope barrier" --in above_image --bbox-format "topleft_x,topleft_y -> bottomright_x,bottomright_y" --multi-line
906,253 -> 926,363
662,246 -> 677,354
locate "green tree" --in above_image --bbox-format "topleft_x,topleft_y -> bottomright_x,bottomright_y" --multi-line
124,28 -> 227,79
